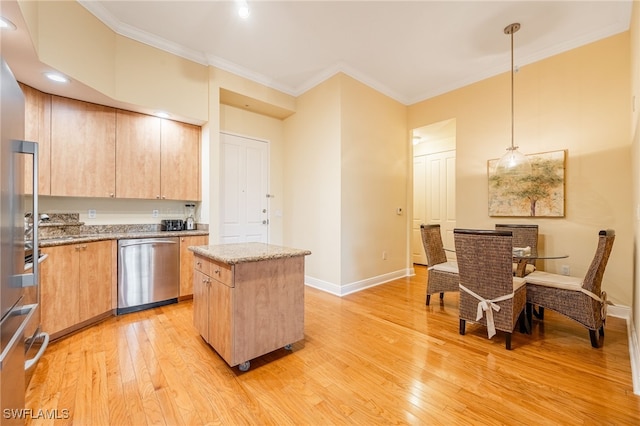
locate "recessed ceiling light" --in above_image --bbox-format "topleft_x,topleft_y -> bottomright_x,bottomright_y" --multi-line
0,17 -> 16,31
44,72 -> 69,83
238,1 -> 250,19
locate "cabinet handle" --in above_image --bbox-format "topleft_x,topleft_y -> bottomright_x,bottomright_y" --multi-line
156,195 -> 160,199
196,261 -> 202,266
110,193 -> 114,198
162,195 -> 166,199
214,269 -> 220,274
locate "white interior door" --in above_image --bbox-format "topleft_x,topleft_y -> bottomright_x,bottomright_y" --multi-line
412,150 -> 456,265
220,133 -> 269,243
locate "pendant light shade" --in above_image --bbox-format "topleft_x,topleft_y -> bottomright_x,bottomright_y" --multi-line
495,23 -> 531,176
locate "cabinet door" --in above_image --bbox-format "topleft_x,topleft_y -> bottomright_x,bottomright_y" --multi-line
179,235 -> 208,297
208,278 -> 233,364
21,83 -> 51,195
193,269 -> 210,341
160,119 -> 200,201
40,244 -> 80,335
78,241 -> 113,321
51,96 -> 116,197
115,110 -> 161,199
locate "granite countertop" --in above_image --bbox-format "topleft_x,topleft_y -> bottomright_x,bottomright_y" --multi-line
40,230 -> 209,247
189,242 -> 311,265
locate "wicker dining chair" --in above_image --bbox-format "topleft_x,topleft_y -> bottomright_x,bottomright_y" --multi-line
495,224 -> 538,277
524,229 -> 615,348
454,229 -> 527,350
420,224 -> 459,305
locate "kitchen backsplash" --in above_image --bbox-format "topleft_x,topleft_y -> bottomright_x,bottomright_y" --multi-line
38,212 -> 208,239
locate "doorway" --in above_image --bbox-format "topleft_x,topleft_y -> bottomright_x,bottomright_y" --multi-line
412,119 -> 457,265
219,132 -> 270,243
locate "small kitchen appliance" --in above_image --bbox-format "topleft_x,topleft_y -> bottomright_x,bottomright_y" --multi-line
184,203 -> 196,230
161,219 -> 183,231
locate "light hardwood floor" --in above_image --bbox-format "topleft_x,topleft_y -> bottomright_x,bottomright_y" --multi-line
25,265 -> 640,425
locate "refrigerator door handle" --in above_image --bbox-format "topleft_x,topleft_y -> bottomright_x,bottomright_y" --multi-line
0,304 -> 35,369
24,332 -> 49,371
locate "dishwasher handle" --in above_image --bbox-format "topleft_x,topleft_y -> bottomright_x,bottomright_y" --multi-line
119,239 -> 177,248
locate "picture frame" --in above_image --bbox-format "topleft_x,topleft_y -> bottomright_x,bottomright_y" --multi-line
488,150 -> 566,217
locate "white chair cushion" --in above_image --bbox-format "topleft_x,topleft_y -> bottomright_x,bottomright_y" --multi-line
513,277 -> 526,290
430,261 -> 459,274
524,271 -> 583,291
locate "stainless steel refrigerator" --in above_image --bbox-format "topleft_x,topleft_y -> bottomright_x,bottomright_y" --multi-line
0,56 -> 48,424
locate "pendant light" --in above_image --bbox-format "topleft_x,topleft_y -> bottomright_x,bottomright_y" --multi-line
494,23 -> 531,176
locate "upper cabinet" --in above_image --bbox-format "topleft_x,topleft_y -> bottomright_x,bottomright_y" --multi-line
160,119 -> 201,201
20,83 -> 51,195
116,110 -> 201,201
50,96 -> 116,197
115,110 -> 162,199
23,90 -> 201,201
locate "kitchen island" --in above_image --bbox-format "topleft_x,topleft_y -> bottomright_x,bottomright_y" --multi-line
189,242 -> 311,371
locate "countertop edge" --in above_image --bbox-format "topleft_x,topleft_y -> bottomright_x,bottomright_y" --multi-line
189,244 -> 311,265
40,230 -> 209,247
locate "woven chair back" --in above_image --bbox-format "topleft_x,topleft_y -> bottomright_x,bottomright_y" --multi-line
420,224 -> 447,266
454,229 -> 514,300
583,229 -> 615,294
495,224 -> 538,264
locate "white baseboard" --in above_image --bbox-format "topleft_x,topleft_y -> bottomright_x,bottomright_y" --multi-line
305,268 -> 412,297
626,314 -> 640,395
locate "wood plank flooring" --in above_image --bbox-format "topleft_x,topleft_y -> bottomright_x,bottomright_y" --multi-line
25,265 -> 640,425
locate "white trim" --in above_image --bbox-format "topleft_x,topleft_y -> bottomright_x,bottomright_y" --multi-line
305,269 -> 412,297
625,312 -> 640,396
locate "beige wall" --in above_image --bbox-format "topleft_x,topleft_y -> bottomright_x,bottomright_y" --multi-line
219,104 -> 286,245
409,33 -> 632,307
22,1 -> 209,123
340,75 -> 408,286
283,77 -> 343,289
282,74 -> 408,294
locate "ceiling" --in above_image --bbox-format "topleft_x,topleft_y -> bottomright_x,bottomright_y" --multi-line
0,1 -> 633,113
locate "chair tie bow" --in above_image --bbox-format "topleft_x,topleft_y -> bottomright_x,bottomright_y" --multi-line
459,284 -> 514,339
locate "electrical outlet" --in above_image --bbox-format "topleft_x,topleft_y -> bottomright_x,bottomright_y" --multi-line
88,209 -> 96,219
152,209 -> 159,218
561,265 -> 570,276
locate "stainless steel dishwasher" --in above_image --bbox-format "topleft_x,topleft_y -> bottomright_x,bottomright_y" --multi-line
117,237 -> 179,314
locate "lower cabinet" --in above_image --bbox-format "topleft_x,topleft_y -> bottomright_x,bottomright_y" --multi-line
192,253 -> 305,370
40,240 -> 114,337
179,235 -> 208,298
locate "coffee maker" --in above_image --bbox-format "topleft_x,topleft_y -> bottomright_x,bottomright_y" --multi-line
184,203 -> 196,230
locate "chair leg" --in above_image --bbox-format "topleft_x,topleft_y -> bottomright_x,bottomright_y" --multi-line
505,333 -> 512,350
590,328 -> 604,348
533,306 -> 545,319
459,319 -> 466,335
426,294 -> 431,305
440,292 -> 444,300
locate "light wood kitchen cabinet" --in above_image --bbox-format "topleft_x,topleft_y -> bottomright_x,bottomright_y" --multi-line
50,96 -> 116,197
179,235 -> 208,297
193,258 -> 233,362
160,119 -> 200,201
40,240 -> 114,337
116,110 -> 201,200
192,244 -> 308,370
20,83 -> 51,195
115,110 -> 161,199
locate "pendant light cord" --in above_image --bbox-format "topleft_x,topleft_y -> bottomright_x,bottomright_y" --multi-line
510,28 -> 515,150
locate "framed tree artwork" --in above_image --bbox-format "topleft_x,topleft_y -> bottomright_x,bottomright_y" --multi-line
488,150 -> 566,217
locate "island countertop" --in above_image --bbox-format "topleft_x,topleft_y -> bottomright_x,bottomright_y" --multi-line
189,242 -> 311,265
